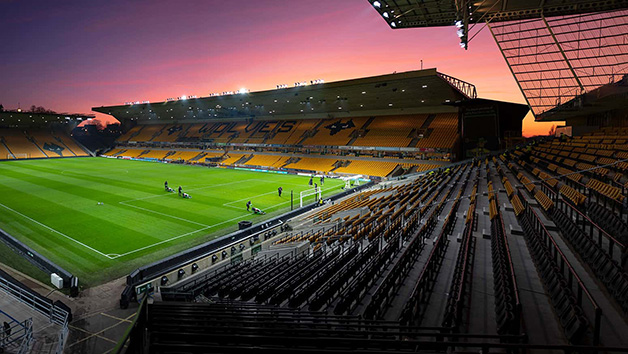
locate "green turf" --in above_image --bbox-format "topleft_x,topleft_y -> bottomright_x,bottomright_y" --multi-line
0,157 -> 345,287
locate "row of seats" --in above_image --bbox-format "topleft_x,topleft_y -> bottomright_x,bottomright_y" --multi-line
352,115 -> 428,147
0,128 -> 88,159
115,113 -> 460,150
517,146 -> 625,242
441,196 -> 472,330
552,208 -> 628,314
333,232 -> 400,315
415,113 -> 458,149
519,211 -> 591,344
363,214 -> 430,320
398,179 -> 461,326
490,193 -> 522,335
586,178 -> 624,203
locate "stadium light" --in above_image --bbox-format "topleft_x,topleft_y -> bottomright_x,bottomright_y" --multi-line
373,1 -> 381,8
455,19 -> 468,50
238,88 -> 249,94
383,12 -> 389,18
390,22 -> 396,28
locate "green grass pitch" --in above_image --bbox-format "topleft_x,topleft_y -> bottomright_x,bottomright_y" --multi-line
0,158 -> 345,287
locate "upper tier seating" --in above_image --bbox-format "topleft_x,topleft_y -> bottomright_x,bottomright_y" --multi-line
285,157 -> 337,172
334,160 -> 399,176
353,114 -> 428,147
415,113 -> 459,149
301,117 -> 368,146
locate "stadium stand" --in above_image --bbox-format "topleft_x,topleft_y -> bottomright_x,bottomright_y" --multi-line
301,117 -> 368,146
117,125 -> 142,141
116,127 -> 628,352
415,113 -> 459,149
105,112 -> 461,177
53,132 -> 89,156
353,114 -> 428,147
284,156 -> 337,172
1,129 -> 50,159
333,160 -> 399,176
0,128 -> 89,160
130,124 -> 165,142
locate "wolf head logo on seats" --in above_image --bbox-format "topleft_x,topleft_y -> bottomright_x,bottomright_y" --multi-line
43,142 -> 65,156
325,119 -> 355,136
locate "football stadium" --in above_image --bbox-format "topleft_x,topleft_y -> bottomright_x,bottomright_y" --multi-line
0,0 -> 627,353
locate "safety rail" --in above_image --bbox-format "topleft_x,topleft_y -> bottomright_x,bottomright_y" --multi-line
363,217 -> 433,320
492,201 -> 522,335
441,208 -> 475,330
399,205 -> 452,326
557,196 -> 626,263
0,310 -> 32,354
334,232 -> 400,315
521,203 -> 602,345
308,243 -> 378,311
0,274 -> 69,354
288,244 -> 360,308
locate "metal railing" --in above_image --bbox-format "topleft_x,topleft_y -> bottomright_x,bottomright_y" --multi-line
0,310 -> 33,354
0,275 -> 69,354
521,202 -> 602,345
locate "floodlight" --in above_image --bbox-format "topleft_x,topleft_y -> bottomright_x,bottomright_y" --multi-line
383,12 -> 389,18
390,22 -> 396,27
373,1 -> 381,8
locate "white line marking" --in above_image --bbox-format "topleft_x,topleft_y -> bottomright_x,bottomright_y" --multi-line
223,190 -> 280,207
119,201 -> 212,227
118,179 -> 257,203
0,202 -> 113,259
221,184 -> 339,211
61,169 -> 129,175
111,212 -> 254,259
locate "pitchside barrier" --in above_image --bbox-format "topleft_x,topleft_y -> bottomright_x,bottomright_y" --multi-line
0,227 -> 75,290
120,181 -> 374,308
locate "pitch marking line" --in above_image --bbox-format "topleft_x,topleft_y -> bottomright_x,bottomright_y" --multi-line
110,178 -> 322,258
118,201 -> 212,227
116,179 -> 264,228
222,184 -> 338,210
0,202 -> 114,260
119,179 -> 258,204
110,211 -> 256,259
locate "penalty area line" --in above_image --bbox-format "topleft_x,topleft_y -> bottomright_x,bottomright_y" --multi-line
118,201 -> 211,228
110,213 -> 254,259
0,202 -> 114,260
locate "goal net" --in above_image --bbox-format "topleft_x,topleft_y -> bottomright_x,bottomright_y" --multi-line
342,175 -> 362,189
300,188 -> 322,207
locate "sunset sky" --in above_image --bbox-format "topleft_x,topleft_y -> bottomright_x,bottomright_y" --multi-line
0,0 -> 558,136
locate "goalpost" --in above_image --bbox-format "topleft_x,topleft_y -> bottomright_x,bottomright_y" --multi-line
11,153 -> 28,159
299,188 -> 322,208
342,175 -> 362,189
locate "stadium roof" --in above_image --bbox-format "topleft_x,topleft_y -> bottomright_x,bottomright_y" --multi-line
536,74 -> 628,122
367,0 -> 628,29
0,110 -> 95,127
93,69 -> 478,124
366,1 -> 628,122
